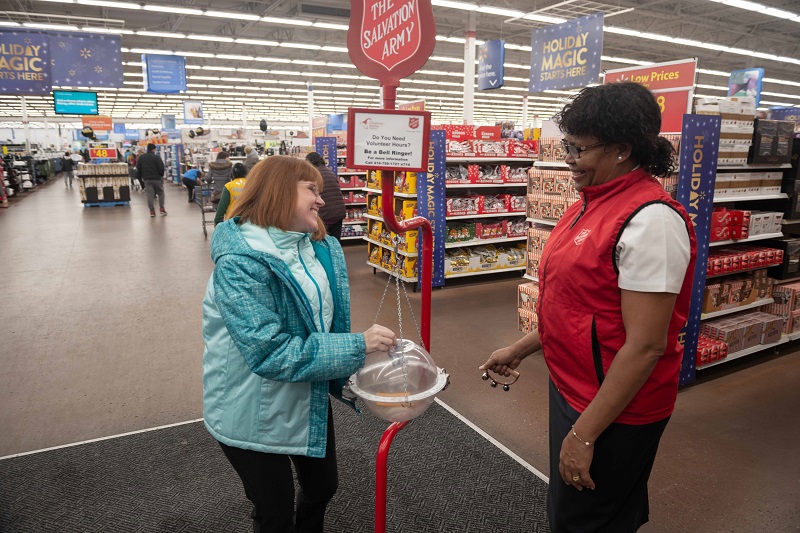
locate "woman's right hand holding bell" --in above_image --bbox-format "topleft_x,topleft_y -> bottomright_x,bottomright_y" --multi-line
363,324 -> 397,354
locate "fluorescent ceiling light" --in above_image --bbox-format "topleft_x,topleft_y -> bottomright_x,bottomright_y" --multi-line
76,0 -> 139,7
143,5 -> 203,15
432,0 -> 478,10
504,43 -> 532,51
706,0 -> 800,23
279,42 -> 321,50
321,46 -> 348,52
23,22 -> 79,30
188,34 -> 234,42
178,51 -> 214,58
476,6 -> 521,16
205,10 -> 261,21
137,31 -> 184,38
292,60 -> 326,66
216,54 -> 255,61
0,21 -> 21,27
129,48 -> 173,55
82,27 -> 133,34
313,22 -> 349,30
261,17 -> 312,26
235,38 -> 279,46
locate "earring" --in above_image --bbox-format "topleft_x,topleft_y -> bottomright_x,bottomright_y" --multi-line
617,156 -> 623,160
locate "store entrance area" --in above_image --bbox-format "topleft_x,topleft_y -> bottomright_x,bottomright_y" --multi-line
1,181 -> 798,532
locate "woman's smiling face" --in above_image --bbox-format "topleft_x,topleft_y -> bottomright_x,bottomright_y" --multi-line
562,134 -> 626,192
289,180 -> 324,233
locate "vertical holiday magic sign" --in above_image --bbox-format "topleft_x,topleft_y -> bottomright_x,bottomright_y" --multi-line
529,13 -> 603,92
0,32 -> 50,94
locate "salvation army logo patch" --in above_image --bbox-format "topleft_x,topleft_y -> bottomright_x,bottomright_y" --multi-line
409,117 -> 419,129
573,229 -> 591,245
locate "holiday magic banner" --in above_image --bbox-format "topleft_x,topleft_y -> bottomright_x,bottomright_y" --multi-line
529,12 -> 604,93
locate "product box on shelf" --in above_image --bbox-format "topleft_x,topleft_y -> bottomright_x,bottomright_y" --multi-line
366,193 -> 381,216
445,164 -> 469,184
750,119 -> 794,165
446,196 -> 481,216
353,174 -> 367,188
338,174 -> 355,188
345,206 -> 366,223
473,140 -> 509,158
446,140 -> 477,157
366,169 -> 381,189
395,172 -> 417,194
341,224 -> 364,238
469,164 -> 504,184
537,138 -> 567,162
446,221 -> 476,243
518,308 -> 537,333
764,237 -> 800,279
395,199 -> 417,221
763,282 -> 800,333
475,220 -> 506,240
368,219 -> 383,241
342,191 -> 355,204
352,192 -> 366,205
480,195 -> 509,214
518,282 -> 539,313
503,165 -> 530,183
445,249 -> 476,275
504,217 -> 528,238
499,245 -> 527,268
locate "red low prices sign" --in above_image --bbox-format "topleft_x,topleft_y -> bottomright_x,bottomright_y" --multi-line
604,58 -> 697,134
348,0 -> 436,86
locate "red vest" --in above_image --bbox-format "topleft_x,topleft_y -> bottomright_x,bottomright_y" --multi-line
537,168 -> 697,425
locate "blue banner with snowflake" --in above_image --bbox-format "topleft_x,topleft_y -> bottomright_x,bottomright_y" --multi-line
0,30 -> 51,94
675,114 -> 721,386
478,39 -> 504,91
529,13 -> 604,92
143,54 -> 186,94
49,31 -> 122,87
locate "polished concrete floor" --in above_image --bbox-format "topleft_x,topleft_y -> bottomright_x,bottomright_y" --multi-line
1,176 -> 799,532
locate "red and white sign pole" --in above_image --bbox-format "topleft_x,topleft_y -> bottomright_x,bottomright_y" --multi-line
348,1 -> 437,531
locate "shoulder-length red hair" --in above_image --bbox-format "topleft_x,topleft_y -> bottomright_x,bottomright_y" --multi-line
228,156 -> 327,240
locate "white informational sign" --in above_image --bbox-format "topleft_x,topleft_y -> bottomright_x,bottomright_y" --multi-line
347,109 -> 431,172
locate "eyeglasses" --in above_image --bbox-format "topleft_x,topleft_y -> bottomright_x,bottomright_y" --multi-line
300,182 -> 321,198
561,140 -> 606,160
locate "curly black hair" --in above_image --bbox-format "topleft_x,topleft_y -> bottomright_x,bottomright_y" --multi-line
553,82 -> 676,178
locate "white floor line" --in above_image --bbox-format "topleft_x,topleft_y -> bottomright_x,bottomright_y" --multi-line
0,418 -> 204,461
434,398 -> 550,484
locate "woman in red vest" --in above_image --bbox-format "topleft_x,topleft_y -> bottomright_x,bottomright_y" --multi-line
481,82 -> 697,532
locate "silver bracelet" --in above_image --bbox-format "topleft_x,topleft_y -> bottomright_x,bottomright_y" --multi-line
571,425 -> 594,446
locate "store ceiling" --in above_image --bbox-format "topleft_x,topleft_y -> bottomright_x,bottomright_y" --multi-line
1,0 -> 799,128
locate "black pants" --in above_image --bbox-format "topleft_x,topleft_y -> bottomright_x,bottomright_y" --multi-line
182,177 -> 196,201
219,403 -> 338,533
325,220 -> 343,242
547,380 -> 669,533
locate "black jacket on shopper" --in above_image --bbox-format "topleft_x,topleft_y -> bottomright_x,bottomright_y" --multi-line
136,151 -> 165,181
317,165 -> 346,225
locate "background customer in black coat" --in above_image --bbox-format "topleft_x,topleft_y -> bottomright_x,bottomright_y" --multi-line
136,143 -> 167,217
306,152 -> 346,241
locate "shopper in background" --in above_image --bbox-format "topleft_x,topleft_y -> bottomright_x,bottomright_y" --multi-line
305,152 -> 346,241
208,151 -> 233,204
61,151 -> 74,188
213,162 -> 247,225
136,142 -> 167,217
242,145 -> 259,174
202,155 -> 396,533
70,150 -> 83,167
81,147 -> 91,163
182,165 -> 204,203
480,81 -> 697,533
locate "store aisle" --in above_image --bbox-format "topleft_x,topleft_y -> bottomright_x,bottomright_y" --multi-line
1,178 -> 798,532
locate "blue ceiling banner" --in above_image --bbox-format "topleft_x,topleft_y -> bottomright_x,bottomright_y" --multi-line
50,32 -> 122,87
529,12 -> 604,92
124,128 -> 140,140
161,114 -> 176,130
143,54 -> 186,94
478,39 -> 504,91
113,122 -> 126,134
0,30 -> 51,94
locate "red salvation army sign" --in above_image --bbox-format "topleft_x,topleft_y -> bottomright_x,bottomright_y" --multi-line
348,0 -> 436,86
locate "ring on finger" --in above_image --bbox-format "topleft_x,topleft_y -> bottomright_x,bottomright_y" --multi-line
572,475 -> 580,482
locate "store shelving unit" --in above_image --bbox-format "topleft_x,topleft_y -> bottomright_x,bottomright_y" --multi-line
77,162 -> 131,207
700,297 -> 776,320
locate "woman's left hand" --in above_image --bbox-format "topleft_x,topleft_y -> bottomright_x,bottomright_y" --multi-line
558,433 -> 596,491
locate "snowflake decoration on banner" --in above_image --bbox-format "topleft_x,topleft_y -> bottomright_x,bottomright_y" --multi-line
95,66 -> 103,73
58,41 -> 66,48
80,48 -> 91,59
69,69 -> 76,76
50,59 -> 55,66
24,37 -> 32,45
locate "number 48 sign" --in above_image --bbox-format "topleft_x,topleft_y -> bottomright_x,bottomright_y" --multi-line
604,58 -> 697,134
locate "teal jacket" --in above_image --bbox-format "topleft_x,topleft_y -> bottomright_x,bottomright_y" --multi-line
202,218 -> 366,457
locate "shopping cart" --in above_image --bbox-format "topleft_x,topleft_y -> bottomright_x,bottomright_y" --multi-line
196,179 -> 216,238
